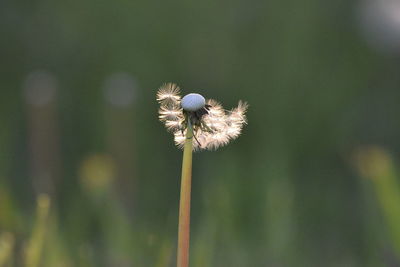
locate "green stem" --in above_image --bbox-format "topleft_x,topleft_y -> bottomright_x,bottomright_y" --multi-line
177,121 -> 194,267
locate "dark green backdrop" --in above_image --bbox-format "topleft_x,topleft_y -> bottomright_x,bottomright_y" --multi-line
1,0 -> 399,266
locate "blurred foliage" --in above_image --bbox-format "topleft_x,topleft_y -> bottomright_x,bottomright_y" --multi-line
355,147 -> 400,257
24,195 -> 50,267
1,0 -> 400,266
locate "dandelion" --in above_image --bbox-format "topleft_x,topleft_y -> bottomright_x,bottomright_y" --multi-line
156,83 -> 248,267
157,83 -> 248,151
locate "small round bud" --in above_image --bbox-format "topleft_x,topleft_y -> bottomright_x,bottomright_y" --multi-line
181,93 -> 206,111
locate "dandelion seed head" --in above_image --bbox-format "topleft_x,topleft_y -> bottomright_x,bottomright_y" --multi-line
158,106 -> 183,122
181,93 -> 206,111
206,99 -> 224,114
174,131 -> 187,149
157,83 -> 248,151
157,83 -> 181,106
165,120 -> 184,132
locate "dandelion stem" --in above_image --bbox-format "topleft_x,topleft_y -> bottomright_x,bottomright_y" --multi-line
177,120 -> 193,267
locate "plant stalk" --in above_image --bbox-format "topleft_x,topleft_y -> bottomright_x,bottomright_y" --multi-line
177,121 -> 194,267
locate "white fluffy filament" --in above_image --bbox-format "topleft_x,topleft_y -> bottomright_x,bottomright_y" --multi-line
157,84 -> 248,151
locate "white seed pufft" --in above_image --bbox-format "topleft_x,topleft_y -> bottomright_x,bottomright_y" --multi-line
181,93 -> 206,111
157,83 -> 248,151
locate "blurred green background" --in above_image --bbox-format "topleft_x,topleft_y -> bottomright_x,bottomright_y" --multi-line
1,0 -> 400,266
